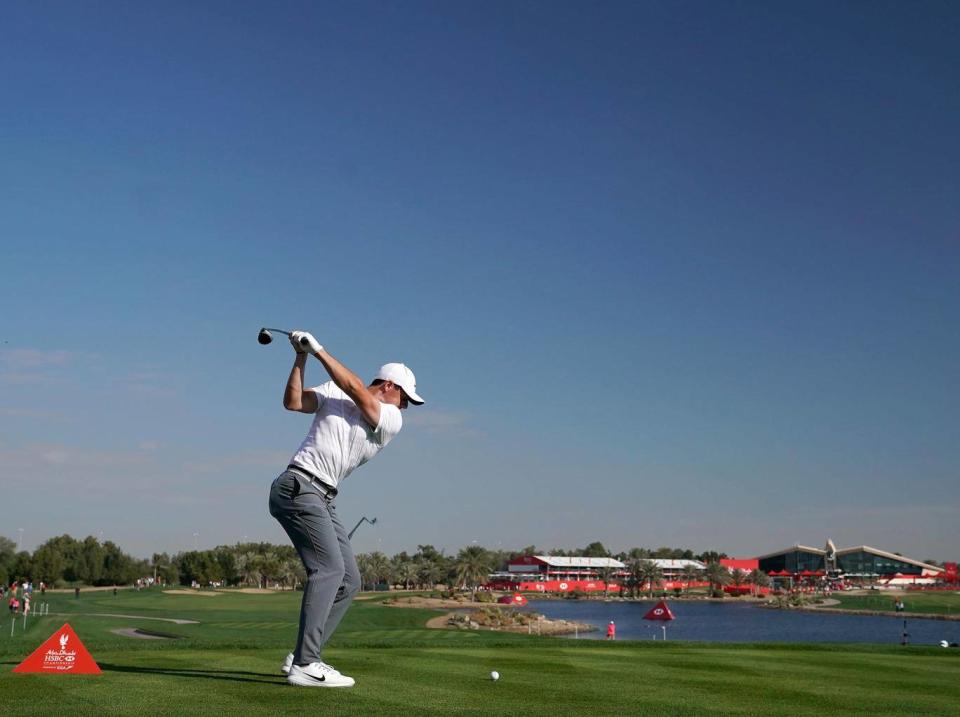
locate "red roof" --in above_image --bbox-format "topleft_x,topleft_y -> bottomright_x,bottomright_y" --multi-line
721,559 -> 759,571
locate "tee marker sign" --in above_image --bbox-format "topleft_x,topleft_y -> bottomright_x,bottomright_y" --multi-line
13,623 -> 101,674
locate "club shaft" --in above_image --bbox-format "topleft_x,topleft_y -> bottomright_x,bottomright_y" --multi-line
262,327 -> 292,337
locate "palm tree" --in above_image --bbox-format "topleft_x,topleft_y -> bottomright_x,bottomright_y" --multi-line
235,551 -> 257,587
729,568 -> 748,596
395,561 -> 419,590
417,559 -> 445,590
260,551 -> 282,589
627,559 -> 655,598
626,560 -> 643,599
252,552 -> 268,588
637,559 -> 664,598
704,562 -> 730,596
680,564 -> 702,594
355,554 -> 372,590
597,563 -> 616,599
454,546 -> 491,600
748,568 -> 771,597
365,552 -> 392,590
279,556 -> 303,590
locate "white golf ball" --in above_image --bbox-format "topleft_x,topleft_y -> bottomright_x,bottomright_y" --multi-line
490,670 -> 500,681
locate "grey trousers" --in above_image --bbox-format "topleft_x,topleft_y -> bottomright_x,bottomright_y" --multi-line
268,470 -> 361,665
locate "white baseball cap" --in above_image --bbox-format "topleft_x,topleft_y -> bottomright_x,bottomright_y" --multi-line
375,363 -> 424,405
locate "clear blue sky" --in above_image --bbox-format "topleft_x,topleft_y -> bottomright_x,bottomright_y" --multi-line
2,1 -> 957,561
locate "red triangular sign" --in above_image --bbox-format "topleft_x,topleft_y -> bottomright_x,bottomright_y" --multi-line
643,599 -> 675,622
13,623 -> 101,674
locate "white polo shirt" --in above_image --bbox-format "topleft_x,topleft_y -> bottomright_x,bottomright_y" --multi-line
288,381 -> 403,490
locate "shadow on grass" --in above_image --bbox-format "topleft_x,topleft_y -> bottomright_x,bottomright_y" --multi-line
98,662 -> 282,685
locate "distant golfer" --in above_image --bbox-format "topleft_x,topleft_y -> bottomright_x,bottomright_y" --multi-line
269,330 -> 423,688
607,620 -> 616,640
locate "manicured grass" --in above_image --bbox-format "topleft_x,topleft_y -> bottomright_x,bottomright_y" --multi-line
2,589 -> 959,716
830,590 -> 960,616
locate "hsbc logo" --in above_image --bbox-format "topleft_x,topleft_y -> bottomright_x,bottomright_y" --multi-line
13,623 -> 101,675
41,631 -> 78,671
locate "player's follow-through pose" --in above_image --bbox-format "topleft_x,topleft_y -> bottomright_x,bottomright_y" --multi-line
269,329 -> 423,688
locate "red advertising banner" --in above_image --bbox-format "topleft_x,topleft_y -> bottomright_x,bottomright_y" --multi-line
13,623 -> 101,674
643,600 -> 675,621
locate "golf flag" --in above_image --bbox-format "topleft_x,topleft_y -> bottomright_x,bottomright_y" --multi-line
642,600 -> 675,622
13,623 -> 101,674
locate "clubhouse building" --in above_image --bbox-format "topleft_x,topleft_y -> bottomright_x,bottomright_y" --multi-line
755,539 -> 944,586
483,541 -> 951,594
487,555 -> 707,593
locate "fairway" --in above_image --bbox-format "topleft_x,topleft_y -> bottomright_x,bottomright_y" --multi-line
2,590 -> 959,716
830,590 -> 960,616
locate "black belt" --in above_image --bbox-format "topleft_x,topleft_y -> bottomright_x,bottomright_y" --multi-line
287,464 -> 337,499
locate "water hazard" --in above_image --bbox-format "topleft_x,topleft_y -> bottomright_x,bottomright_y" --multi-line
520,599 -> 960,646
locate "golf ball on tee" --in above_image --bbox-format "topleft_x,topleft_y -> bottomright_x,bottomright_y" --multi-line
490,670 -> 500,681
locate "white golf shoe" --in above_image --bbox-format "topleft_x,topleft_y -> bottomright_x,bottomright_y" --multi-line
282,653 -> 347,678
287,661 -> 355,688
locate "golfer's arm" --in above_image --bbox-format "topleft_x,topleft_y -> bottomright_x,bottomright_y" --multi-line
312,349 -> 381,428
283,354 -> 318,413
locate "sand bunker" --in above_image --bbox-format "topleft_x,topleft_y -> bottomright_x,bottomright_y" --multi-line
89,613 -> 199,625
163,590 -> 220,597
221,588 -> 278,594
110,628 -> 177,640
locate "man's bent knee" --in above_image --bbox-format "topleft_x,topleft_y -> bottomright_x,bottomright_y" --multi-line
342,566 -> 361,597
305,561 -> 346,587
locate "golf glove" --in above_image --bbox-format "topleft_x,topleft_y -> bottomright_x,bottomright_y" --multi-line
288,332 -> 306,353
291,331 -> 323,355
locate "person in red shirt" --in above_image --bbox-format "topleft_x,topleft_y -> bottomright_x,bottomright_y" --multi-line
606,621 -> 616,640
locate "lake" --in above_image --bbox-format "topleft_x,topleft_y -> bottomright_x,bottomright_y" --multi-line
520,599 -> 960,645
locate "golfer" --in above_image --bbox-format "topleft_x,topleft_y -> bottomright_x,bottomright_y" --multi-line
269,330 -> 423,688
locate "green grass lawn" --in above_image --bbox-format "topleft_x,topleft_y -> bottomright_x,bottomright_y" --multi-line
2,588 -> 959,716
830,590 -> 960,616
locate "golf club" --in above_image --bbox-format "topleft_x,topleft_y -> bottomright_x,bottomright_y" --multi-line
258,327 -> 310,347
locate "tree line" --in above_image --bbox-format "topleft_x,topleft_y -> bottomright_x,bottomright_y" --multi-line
0,535 -> 147,588
1,534 -> 735,591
